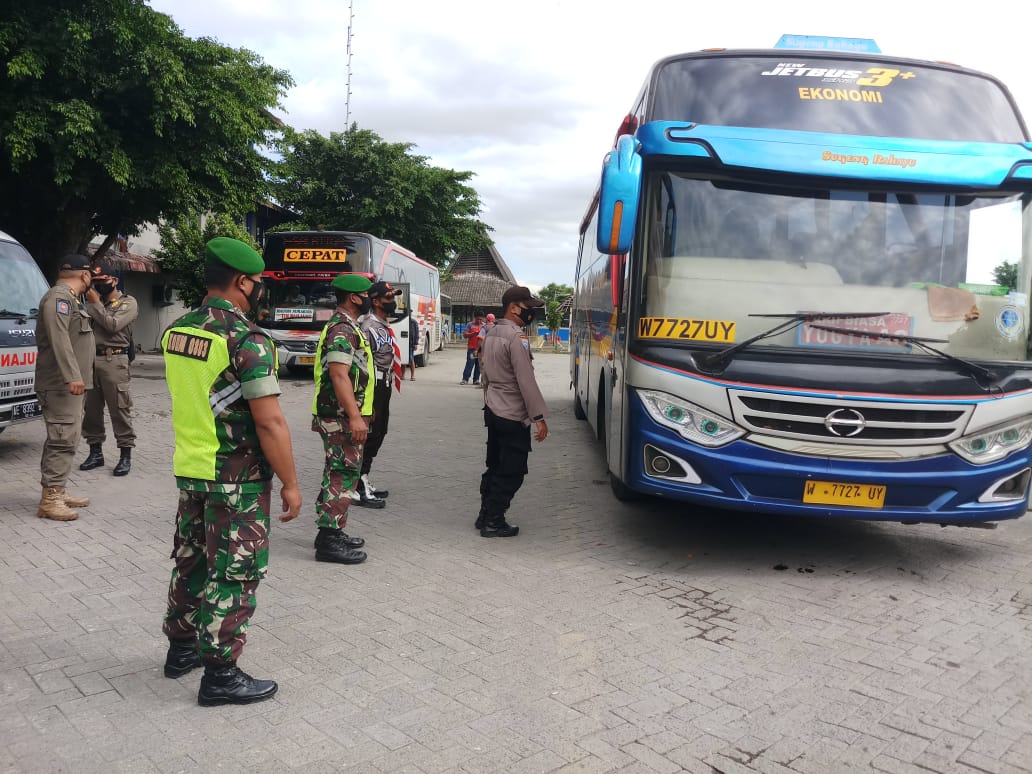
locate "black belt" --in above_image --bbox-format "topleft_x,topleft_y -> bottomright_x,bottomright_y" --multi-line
97,347 -> 129,355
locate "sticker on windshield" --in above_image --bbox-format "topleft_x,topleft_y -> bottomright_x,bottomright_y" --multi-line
996,306 -> 1022,339
799,313 -> 912,350
637,318 -> 735,343
274,307 -> 314,322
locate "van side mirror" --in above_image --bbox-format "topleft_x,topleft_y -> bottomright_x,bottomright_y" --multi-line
596,134 -> 642,255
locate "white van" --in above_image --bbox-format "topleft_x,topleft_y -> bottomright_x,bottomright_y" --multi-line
0,230 -> 50,433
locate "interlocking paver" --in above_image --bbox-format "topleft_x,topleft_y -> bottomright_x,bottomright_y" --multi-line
1,346 -> 1031,772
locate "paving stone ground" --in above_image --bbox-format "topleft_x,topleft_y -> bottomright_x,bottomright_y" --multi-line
1,345 -> 1030,774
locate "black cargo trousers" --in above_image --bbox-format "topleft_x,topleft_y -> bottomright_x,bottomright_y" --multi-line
479,406 -> 532,519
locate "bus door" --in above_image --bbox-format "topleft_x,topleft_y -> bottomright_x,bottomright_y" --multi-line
386,282 -> 413,366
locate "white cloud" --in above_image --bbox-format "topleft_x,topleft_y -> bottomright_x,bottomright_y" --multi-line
150,0 -> 1032,288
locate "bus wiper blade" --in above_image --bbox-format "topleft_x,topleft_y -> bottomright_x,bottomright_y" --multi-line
808,323 -> 998,390
0,308 -> 30,320
697,312 -> 890,375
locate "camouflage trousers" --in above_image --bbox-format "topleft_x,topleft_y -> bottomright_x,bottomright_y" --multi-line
312,416 -> 365,530
163,485 -> 271,666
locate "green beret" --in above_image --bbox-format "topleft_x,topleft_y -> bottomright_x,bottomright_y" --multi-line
205,237 -> 264,274
331,273 -> 372,293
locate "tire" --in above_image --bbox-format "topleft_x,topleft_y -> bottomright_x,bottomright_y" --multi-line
574,393 -> 587,420
414,334 -> 430,367
609,472 -> 640,502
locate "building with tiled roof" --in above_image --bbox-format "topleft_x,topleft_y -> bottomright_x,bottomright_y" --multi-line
442,242 -> 518,324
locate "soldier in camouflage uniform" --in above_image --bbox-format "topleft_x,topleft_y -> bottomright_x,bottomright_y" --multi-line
311,272 -> 378,564
161,237 -> 302,707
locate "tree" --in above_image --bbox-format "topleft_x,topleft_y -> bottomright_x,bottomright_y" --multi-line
0,0 -> 292,278
993,260 -> 1018,291
154,212 -> 259,307
271,126 -> 491,266
538,282 -> 573,306
544,300 -> 564,349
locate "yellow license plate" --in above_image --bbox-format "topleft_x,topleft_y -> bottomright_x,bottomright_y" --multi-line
802,480 -> 886,508
296,356 -> 315,365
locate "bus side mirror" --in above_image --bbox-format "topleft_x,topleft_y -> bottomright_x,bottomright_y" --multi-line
596,134 -> 642,255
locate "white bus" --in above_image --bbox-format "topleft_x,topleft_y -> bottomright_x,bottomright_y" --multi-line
259,231 -> 442,374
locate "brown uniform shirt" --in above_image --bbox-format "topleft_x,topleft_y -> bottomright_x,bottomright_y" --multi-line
479,318 -> 548,424
34,283 -> 94,391
86,292 -> 138,348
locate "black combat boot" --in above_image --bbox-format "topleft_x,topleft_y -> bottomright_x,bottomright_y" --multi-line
314,529 -> 368,564
313,526 -> 365,550
480,514 -> 519,538
79,444 -> 104,471
164,638 -> 202,678
475,509 -> 487,530
352,479 -> 386,509
112,448 -> 132,476
197,664 -> 278,706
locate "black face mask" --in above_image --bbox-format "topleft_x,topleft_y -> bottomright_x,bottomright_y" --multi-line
517,306 -> 536,325
97,281 -> 116,298
243,277 -> 264,314
354,295 -> 371,315
382,301 -> 397,315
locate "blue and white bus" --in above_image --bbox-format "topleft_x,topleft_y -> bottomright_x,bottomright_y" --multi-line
571,37 -> 1032,525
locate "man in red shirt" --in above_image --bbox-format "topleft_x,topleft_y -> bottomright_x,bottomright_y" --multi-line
460,310 -> 485,385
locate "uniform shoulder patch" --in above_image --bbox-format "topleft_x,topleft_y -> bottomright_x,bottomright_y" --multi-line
165,331 -> 212,361
56,299 -> 70,315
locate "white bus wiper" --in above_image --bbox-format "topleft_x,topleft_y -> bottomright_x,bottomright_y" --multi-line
698,312 -> 890,375
808,322 -> 998,390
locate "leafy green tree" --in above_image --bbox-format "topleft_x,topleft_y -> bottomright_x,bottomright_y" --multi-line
993,260 -> 1018,291
271,126 -> 491,266
538,282 -> 573,305
154,212 -> 258,307
0,0 -> 292,278
544,300 -> 564,349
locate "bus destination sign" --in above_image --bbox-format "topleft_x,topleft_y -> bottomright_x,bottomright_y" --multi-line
284,249 -> 348,263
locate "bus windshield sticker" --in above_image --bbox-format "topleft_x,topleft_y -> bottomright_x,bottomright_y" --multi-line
798,313 -> 912,350
274,307 -> 315,322
284,248 -> 348,263
637,317 -> 736,343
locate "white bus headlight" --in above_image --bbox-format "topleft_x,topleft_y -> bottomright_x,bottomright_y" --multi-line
638,390 -> 744,447
949,418 -> 1032,464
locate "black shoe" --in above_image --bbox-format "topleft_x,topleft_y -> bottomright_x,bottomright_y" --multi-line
79,444 -> 104,471
314,527 -> 365,550
480,516 -> 519,538
359,477 -> 389,499
315,530 -> 368,564
351,490 -> 386,509
164,638 -> 202,678
475,511 -> 486,530
197,664 -> 277,706
112,448 -> 131,476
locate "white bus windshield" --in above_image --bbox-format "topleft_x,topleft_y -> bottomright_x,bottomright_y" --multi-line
641,174 -> 1030,363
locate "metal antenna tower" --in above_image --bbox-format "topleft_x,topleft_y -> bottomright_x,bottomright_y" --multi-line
345,0 -> 354,127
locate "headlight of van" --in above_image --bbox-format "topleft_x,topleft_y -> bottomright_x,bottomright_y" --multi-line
949,418 -> 1032,464
638,390 -> 744,447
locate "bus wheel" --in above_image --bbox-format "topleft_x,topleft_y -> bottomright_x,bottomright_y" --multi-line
609,472 -> 640,502
574,393 -> 587,420
415,334 -> 430,367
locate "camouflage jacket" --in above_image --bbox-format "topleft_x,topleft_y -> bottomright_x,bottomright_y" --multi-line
164,296 -> 280,493
313,309 -> 371,421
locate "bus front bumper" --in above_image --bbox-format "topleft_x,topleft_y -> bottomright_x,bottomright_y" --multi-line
625,402 -> 1031,524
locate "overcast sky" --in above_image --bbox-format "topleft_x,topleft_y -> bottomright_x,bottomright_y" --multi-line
148,0 -> 1032,291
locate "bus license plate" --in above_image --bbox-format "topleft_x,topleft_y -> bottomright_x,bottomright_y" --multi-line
803,480 -> 886,508
296,356 -> 315,365
12,400 -> 42,420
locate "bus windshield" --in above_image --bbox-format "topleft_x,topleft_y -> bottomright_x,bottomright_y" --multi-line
640,173 -> 1030,363
0,240 -> 49,317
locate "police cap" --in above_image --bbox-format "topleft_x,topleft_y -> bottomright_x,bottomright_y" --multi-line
331,273 -> 372,293
59,254 -> 92,271
368,281 -> 402,298
205,237 -> 264,274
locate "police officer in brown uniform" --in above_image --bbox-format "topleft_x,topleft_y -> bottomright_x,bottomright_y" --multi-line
34,255 -> 95,521
79,262 -> 139,476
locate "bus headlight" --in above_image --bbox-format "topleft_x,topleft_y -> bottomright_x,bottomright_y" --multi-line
638,390 -> 744,447
949,418 -> 1032,464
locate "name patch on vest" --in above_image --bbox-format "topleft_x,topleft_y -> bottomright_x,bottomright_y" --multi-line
166,332 -> 212,360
